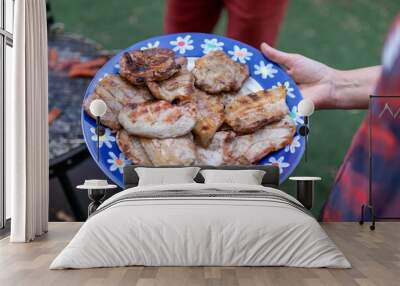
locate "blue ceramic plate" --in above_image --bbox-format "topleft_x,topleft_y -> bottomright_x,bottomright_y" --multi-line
82,33 -> 305,187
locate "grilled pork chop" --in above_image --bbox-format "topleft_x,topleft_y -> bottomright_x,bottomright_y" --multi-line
140,134 -> 196,166
225,115 -> 296,164
119,48 -> 180,85
222,85 -> 252,106
98,74 -> 153,105
147,57 -> 194,102
224,86 -> 289,134
196,131 -> 236,166
84,92 -> 121,130
192,51 -> 249,94
83,74 -> 154,130
116,129 -> 151,165
192,89 -> 225,147
118,100 -> 197,139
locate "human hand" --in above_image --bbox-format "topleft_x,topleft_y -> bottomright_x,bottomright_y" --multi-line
261,42 -> 338,109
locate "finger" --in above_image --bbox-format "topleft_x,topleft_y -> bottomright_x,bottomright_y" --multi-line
260,42 -> 295,67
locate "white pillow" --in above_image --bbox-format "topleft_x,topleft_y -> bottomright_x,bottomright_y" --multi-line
135,167 -> 200,186
200,169 -> 266,185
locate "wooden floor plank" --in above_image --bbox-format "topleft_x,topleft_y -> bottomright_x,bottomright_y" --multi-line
0,222 -> 399,286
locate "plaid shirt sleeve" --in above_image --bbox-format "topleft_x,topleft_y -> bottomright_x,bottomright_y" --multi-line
321,15 -> 400,221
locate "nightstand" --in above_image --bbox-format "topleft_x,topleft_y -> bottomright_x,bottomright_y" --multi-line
289,177 -> 321,210
77,180 -> 117,216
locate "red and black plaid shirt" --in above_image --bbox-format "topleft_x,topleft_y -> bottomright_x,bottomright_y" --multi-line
322,15 -> 400,221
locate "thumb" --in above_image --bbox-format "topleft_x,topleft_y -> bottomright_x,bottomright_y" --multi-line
260,42 -> 295,67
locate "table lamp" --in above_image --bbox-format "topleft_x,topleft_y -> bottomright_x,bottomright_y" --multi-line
89,99 -> 107,161
297,99 -> 315,162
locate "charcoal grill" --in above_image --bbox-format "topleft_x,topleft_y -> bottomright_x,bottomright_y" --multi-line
48,31 -> 112,221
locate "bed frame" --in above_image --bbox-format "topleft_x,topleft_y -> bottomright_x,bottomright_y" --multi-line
123,165 -> 280,189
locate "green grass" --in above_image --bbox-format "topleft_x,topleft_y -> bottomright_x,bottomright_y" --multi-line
51,0 -> 400,217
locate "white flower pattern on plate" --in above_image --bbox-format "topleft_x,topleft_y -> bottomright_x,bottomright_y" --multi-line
140,40 -> 160,50
90,127 -> 115,149
107,152 -> 130,174
170,35 -> 194,54
200,38 -> 224,54
272,81 -> 295,98
228,45 -> 253,63
289,106 -> 304,125
254,61 -> 278,79
285,135 -> 301,154
268,156 -> 290,174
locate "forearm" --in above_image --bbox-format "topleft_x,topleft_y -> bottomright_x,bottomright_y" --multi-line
331,66 -> 382,109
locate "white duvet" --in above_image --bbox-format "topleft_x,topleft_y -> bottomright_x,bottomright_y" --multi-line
50,183 -> 350,269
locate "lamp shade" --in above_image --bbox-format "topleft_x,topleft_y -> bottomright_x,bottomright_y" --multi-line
89,99 -> 107,117
297,99 -> 315,116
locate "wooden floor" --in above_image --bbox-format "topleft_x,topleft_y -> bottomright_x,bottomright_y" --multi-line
0,222 -> 399,286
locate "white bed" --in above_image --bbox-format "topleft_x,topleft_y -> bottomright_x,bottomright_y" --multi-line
50,182 -> 350,269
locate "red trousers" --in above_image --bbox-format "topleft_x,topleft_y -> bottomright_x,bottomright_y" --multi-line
164,0 -> 288,48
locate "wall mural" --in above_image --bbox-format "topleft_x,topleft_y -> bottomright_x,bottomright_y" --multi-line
81,33 -> 305,188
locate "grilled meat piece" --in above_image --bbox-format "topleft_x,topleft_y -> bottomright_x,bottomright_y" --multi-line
83,74 -> 153,130
83,92 -> 121,130
119,48 -> 180,85
98,74 -> 153,105
192,89 -> 224,147
118,100 -> 197,139
140,134 -> 196,166
196,131 -> 236,166
225,115 -> 296,164
116,129 -> 152,165
224,86 -> 289,134
147,57 -> 194,102
192,51 -> 249,94
222,85 -> 252,106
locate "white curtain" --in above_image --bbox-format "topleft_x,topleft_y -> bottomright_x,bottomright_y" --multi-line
7,0 -> 49,242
